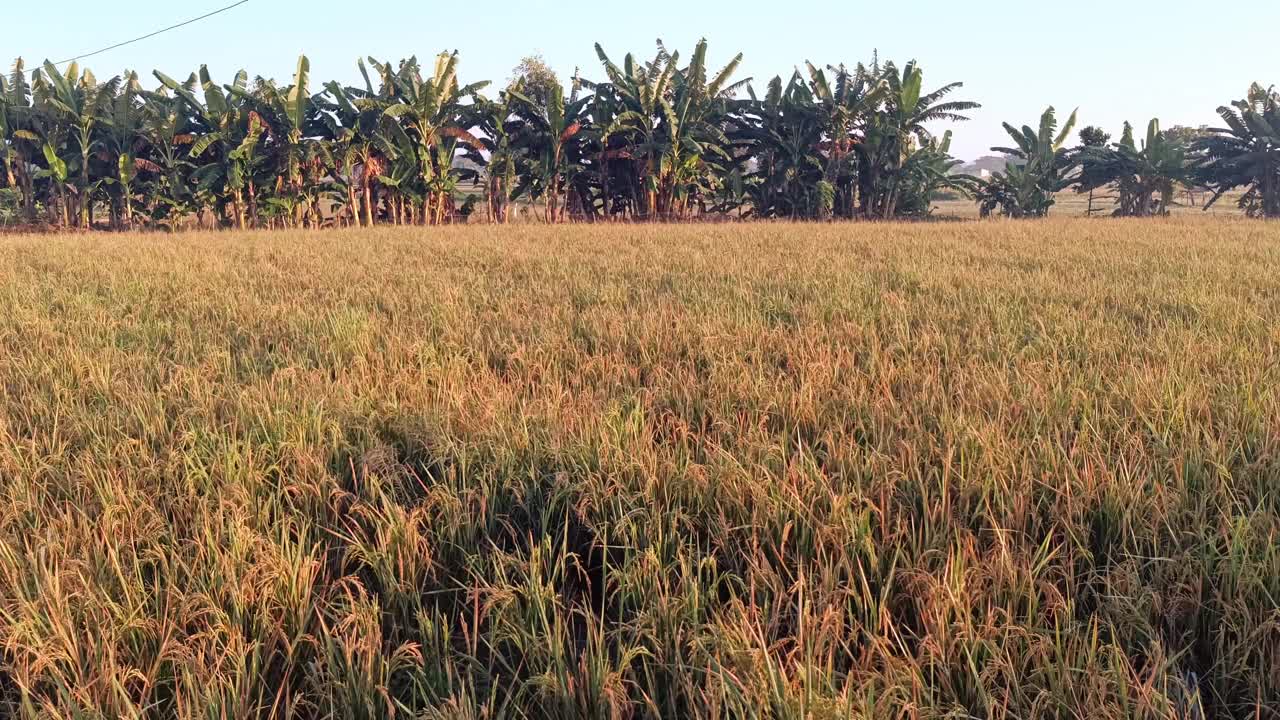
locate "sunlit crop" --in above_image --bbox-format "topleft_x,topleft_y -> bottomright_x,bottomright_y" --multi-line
1,218 -> 1278,718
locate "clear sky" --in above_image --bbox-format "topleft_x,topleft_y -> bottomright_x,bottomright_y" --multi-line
8,0 -> 1278,160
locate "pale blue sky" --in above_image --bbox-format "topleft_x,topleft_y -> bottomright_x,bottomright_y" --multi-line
9,1 -> 1278,159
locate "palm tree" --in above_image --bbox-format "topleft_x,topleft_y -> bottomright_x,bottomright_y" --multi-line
1194,83 -> 1280,218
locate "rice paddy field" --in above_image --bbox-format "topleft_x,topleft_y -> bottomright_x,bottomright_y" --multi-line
1,218 -> 1279,719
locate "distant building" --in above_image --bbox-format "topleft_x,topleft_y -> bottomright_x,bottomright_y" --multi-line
954,155 -> 1009,178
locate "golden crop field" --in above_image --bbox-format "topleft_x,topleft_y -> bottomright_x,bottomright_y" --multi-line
1,218 -> 1279,719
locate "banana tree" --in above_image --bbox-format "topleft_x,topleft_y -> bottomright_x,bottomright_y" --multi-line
0,59 -> 39,222
581,79 -> 630,218
156,66 -> 263,228
99,72 -> 153,229
806,61 -> 886,217
514,80 -> 591,222
32,61 -> 119,228
595,43 -> 678,218
1078,119 -> 1190,216
661,39 -> 745,217
978,106 -> 1079,218
463,81 -> 527,223
858,60 -> 979,218
0,71 -> 16,193
371,116 -> 425,225
594,39 -> 744,219
893,130 -> 978,216
733,73 -> 829,218
319,73 -> 389,226
1194,83 -> 1280,218
231,56 -> 318,227
135,88 -> 198,229
39,142 -> 71,226
379,52 -> 488,224
324,58 -> 403,226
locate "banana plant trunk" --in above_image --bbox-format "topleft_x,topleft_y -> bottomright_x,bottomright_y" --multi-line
658,172 -> 678,220
231,190 -> 245,230
79,147 -> 91,229
6,160 -> 35,222
2,161 -> 15,208
545,176 -> 558,224
21,169 -> 36,223
1265,164 -> 1278,218
1136,187 -> 1153,217
347,185 -> 360,228
123,187 -> 134,230
601,159 -> 611,219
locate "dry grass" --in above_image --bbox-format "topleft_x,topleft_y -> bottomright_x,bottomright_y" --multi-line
1,218 -> 1278,719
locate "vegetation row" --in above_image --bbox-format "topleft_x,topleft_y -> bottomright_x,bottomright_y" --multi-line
1,42 -> 1278,230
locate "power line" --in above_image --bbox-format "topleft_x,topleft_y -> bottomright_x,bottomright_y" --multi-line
21,1 -> 251,73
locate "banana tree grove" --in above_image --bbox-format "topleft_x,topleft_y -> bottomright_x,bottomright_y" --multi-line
0,42 -> 985,230
1194,83 -> 1280,218
1,44 -> 1274,229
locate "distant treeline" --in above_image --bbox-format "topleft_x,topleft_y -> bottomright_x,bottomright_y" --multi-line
0,42 -> 1277,230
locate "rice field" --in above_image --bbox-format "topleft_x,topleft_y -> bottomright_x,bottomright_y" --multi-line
1,218 -> 1278,719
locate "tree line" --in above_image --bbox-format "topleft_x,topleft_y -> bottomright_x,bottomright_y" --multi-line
978,98 -> 1280,219
0,41 -> 1277,230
